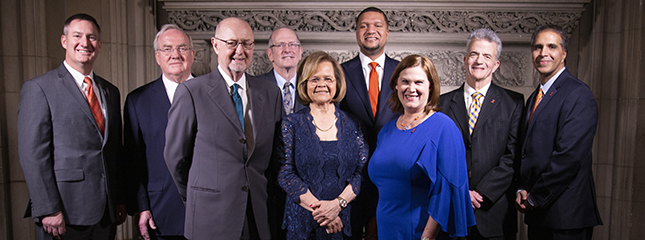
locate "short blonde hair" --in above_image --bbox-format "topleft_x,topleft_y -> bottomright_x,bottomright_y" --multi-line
296,51 -> 346,104
388,54 -> 441,114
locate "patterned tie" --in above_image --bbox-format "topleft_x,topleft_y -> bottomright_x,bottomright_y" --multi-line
83,77 -> 104,135
283,81 -> 293,115
231,83 -> 245,132
529,89 -> 544,123
368,62 -> 379,117
468,92 -> 483,135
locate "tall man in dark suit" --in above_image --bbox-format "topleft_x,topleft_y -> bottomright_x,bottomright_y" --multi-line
439,28 -> 522,240
124,24 -> 194,240
164,17 -> 282,240
259,27 -> 306,115
515,25 -> 602,240
18,13 -> 127,240
339,6 -> 400,240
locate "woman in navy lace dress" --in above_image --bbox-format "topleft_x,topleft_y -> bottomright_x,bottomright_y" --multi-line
277,51 -> 367,240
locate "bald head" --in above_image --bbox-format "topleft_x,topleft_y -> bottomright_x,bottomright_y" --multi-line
212,18 -> 255,81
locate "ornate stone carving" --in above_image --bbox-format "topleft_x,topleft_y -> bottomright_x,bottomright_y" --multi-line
169,10 -> 581,34
191,41 -> 212,77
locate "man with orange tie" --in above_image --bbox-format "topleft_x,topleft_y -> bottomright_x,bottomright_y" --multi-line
18,13 -> 127,240
515,25 -> 602,240
339,6 -> 400,240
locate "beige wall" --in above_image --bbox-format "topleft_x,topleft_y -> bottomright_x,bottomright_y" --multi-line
0,0 -> 643,239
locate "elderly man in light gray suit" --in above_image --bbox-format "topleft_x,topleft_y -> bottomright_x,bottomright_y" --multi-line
18,13 -> 127,240
164,17 -> 282,240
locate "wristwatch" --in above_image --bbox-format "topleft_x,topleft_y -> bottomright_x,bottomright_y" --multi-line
336,196 -> 348,209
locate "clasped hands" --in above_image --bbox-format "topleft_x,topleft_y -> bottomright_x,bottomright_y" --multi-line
515,190 -> 534,213
309,199 -> 343,234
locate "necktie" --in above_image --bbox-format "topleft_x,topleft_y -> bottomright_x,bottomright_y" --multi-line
83,77 -> 104,135
283,81 -> 293,115
368,62 -> 379,117
529,89 -> 544,123
468,92 -> 483,135
231,83 -> 245,132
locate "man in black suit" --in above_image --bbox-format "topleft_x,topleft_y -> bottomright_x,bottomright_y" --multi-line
339,6 -> 400,240
439,28 -> 522,240
18,13 -> 127,240
124,24 -> 194,240
515,25 -> 602,240
259,27 -> 305,116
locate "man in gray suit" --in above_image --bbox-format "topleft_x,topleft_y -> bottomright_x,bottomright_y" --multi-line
18,13 -> 127,240
164,17 -> 282,240
439,29 -> 523,240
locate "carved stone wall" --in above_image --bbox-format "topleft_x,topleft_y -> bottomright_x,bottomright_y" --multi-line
161,0 -> 587,95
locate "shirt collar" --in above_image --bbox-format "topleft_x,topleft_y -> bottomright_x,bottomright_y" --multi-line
541,66 -> 566,93
218,65 -> 247,92
464,81 -> 492,97
359,52 -> 385,69
273,69 -> 296,89
63,60 -> 94,87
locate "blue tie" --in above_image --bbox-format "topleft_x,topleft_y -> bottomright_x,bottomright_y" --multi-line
231,83 -> 244,132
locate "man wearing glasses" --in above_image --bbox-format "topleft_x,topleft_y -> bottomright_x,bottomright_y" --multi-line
164,17 -> 282,240
124,24 -> 194,240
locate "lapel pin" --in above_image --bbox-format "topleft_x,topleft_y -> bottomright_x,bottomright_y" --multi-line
549,92 -> 553,96
491,99 -> 495,103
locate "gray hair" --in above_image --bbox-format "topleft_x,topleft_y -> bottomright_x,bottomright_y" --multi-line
267,27 -> 301,48
153,24 -> 193,50
467,28 -> 502,60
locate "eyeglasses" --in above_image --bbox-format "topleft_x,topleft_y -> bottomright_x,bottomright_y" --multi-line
157,46 -> 192,55
270,42 -> 301,49
215,37 -> 254,50
307,77 -> 335,85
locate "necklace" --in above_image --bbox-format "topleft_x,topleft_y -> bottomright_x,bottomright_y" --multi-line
399,112 -> 429,131
312,116 -> 337,132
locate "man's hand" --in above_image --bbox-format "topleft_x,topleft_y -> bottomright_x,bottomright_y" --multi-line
470,190 -> 484,210
325,216 -> 343,234
115,204 -> 128,225
311,200 -> 342,226
135,210 -> 157,240
515,190 -> 532,213
42,211 -> 65,239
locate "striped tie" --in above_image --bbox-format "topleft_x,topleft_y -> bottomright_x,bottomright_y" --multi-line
468,92 -> 483,135
83,77 -> 104,135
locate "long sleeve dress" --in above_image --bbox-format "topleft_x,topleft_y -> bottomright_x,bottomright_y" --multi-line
278,107 -> 368,240
368,112 -> 476,239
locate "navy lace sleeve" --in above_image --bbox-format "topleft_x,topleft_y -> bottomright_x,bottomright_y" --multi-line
277,114 -> 309,204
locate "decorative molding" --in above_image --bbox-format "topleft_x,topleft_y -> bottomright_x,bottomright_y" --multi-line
191,41 -> 212,77
168,10 -> 582,35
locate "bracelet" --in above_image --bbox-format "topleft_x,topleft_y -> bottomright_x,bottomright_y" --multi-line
420,237 -> 433,240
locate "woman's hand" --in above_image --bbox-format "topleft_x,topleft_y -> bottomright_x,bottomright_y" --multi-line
325,216 -> 343,234
311,199 -> 342,226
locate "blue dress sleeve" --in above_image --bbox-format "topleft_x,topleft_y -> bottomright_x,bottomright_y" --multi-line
277,115 -> 309,204
416,120 -> 476,237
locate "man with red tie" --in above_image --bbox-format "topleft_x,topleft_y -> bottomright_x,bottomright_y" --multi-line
339,6 -> 400,240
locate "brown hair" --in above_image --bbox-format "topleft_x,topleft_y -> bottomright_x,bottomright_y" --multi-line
296,51 -> 346,104
387,54 -> 441,114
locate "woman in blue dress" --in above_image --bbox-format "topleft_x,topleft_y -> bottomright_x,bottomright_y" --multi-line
278,51 -> 368,240
368,55 -> 476,239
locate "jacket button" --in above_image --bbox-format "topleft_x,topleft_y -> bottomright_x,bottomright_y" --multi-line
241,186 -> 249,192
239,138 -> 246,144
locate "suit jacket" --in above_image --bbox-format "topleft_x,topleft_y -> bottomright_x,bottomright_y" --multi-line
340,55 -> 400,152
258,69 -> 306,115
124,77 -> 185,236
517,69 -> 602,229
164,70 -> 282,240
439,83 -> 523,238
18,63 -> 123,226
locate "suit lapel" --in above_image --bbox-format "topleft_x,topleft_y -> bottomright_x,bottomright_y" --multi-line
149,77 -> 172,118
377,57 -> 396,119
248,77 -> 265,149
345,57 -> 373,121
57,66 -> 103,136
525,70 -> 566,134
448,84 -> 471,143
474,84 -> 500,136
207,71 -> 245,134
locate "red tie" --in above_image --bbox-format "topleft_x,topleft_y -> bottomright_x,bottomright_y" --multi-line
84,77 -> 105,135
368,62 -> 379,117
529,89 -> 543,123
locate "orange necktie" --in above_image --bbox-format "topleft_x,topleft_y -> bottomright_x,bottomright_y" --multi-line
84,77 -> 105,135
368,62 -> 379,117
529,89 -> 543,123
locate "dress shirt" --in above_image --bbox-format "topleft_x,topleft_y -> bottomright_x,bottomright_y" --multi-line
218,65 -> 253,127
273,70 -> 296,105
463,81 -> 491,110
63,60 -> 106,118
163,73 -> 194,104
358,52 -> 386,92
